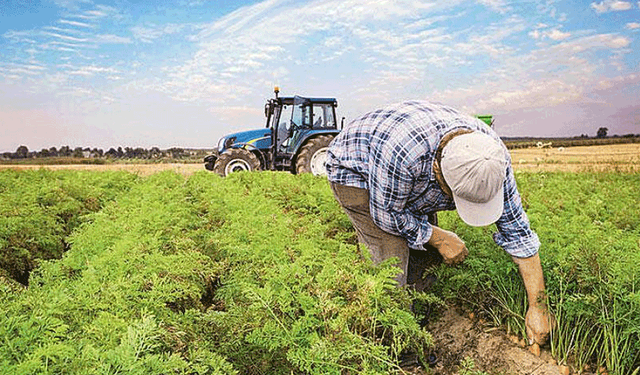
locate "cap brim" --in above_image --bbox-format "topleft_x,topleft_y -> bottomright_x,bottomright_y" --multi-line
452,185 -> 504,227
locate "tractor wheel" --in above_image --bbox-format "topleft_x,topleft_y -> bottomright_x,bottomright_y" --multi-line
295,135 -> 334,176
213,148 -> 261,177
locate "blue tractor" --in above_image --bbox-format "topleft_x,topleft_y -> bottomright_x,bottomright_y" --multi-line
204,87 -> 343,176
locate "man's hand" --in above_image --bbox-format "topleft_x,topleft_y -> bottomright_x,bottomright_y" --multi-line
525,304 -> 553,345
512,253 -> 553,349
427,226 -> 468,265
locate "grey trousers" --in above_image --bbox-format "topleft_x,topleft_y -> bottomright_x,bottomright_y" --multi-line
330,182 -> 442,287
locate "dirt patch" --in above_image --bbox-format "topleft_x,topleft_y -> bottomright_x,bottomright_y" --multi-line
400,306 -> 568,375
418,307 -> 562,375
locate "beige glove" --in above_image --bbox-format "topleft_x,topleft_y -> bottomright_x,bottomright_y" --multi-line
427,226 -> 469,265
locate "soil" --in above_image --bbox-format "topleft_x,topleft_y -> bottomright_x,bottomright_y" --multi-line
402,306 -> 563,375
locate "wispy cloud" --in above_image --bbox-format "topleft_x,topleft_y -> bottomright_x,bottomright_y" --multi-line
67,65 -> 120,76
131,24 -> 186,43
591,0 -> 633,13
52,0 -> 93,11
59,19 -> 94,28
95,34 -> 131,44
529,23 -> 572,41
71,5 -> 120,20
166,0 -> 469,103
477,0 -> 511,14
42,31 -> 88,43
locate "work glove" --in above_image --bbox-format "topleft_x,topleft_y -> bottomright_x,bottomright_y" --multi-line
427,226 -> 468,265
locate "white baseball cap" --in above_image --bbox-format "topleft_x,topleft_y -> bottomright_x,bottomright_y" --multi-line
440,131 -> 508,227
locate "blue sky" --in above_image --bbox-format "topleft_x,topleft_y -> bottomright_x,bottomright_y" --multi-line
1,0 -> 639,152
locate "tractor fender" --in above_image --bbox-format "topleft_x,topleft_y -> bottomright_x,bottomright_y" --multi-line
230,143 -> 267,170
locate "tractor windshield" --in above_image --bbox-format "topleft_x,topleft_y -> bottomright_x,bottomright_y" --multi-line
291,97 -> 311,129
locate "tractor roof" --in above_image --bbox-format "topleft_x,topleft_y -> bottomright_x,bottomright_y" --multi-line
279,96 -> 337,105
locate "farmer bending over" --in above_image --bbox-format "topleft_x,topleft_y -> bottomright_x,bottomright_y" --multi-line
325,100 -> 552,346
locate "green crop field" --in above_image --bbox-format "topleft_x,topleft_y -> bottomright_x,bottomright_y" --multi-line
1,169 -> 638,374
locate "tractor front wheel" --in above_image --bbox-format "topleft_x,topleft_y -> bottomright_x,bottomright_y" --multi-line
213,148 -> 261,177
295,135 -> 334,176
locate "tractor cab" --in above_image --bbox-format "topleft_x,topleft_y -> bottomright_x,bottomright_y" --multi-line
265,88 -> 341,173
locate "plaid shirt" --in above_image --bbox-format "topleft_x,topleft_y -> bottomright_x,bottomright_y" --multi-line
326,100 -> 540,258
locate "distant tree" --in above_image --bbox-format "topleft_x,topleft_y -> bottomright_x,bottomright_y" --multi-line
597,127 -> 608,138
73,147 -> 84,158
105,148 -> 117,158
38,148 -> 51,158
49,147 -> 58,157
15,145 -> 29,159
124,147 -> 134,158
150,147 -> 161,159
59,146 -> 71,157
167,147 -> 186,159
117,147 -> 124,158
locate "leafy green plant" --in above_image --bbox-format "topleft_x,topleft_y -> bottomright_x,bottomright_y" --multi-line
2,169 -> 638,374
0,169 -> 137,284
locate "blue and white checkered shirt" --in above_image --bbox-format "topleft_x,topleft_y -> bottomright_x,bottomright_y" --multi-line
326,100 -> 540,258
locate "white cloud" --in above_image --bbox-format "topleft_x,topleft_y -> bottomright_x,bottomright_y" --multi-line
52,0 -> 92,10
166,0 -> 475,104
132,24 -> 186,43
95,34 -> 132,44
67,65 -> 121,77
477,0 -> 511,13
528,26 -> 571,41
547,29 -> 571,40
590,0 -> 633,13
72,5 -> 120,20
42,31 -> 88,43
58,19 -> 94,28
626,22 -> 640,29
436,30 -> 636,117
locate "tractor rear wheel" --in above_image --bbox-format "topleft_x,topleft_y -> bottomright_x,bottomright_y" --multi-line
213,148 -> 261,177
295,135 -> 334,176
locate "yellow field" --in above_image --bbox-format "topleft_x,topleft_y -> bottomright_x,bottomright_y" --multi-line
1,143 -> 638,175
509,143 -> 640,172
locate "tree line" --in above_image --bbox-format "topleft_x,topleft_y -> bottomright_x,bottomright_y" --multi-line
1,145 -> 207,160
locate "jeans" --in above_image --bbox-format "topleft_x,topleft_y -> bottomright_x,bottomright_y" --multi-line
330,182 -> 442,287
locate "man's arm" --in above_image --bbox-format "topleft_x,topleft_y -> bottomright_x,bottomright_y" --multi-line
512,253 -> 552,346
